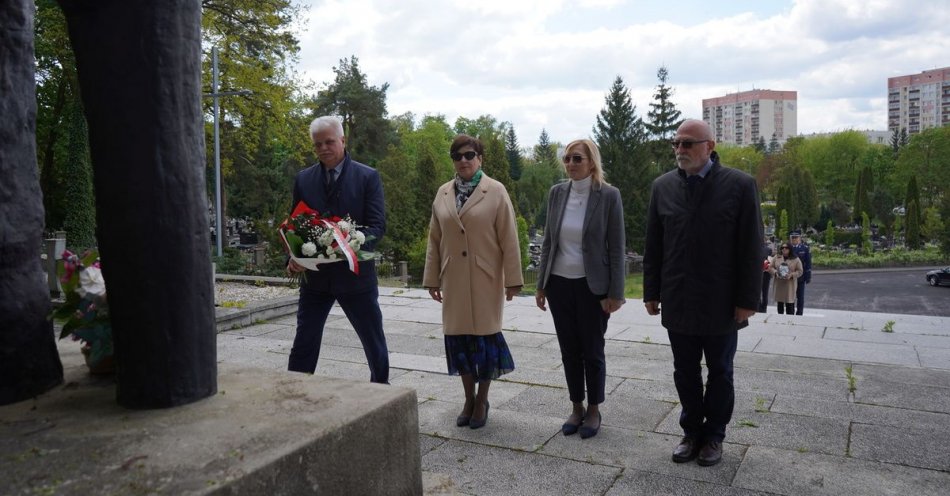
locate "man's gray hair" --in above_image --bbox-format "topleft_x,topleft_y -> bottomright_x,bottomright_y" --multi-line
309,116 -> 344,139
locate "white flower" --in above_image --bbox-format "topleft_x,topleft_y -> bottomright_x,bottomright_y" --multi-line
337,220 -> 351,233
77,266 -> 106,297
328,253 -> 338,260
349,239 -> 361,250
352,230 -> 366,244
319,230 -> 334,246
301,242 -> 318,256
326,245 -> 335,256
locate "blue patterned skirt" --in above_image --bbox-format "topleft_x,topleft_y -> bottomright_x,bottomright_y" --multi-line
444,332 -> 515,381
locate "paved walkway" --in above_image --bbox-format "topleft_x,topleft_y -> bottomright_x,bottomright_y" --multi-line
218,288 -> 950,495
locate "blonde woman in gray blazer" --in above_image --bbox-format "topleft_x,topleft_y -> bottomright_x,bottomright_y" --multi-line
535,139 -> 625,439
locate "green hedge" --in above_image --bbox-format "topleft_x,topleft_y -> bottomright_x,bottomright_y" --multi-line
811,245 -> 949,269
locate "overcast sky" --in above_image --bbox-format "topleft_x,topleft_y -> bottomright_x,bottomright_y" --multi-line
294,0 -> 949,147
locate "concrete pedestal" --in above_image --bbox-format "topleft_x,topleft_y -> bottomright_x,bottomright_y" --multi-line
2,346 -> 422,495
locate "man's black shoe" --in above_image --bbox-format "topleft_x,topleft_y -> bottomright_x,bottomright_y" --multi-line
697,440 -> 722,466
671,437 -> 699,463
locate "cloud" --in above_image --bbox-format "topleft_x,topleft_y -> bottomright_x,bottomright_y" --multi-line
295,0 -> 950,143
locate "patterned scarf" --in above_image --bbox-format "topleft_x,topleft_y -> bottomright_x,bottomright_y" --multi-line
454,169 -> 483,212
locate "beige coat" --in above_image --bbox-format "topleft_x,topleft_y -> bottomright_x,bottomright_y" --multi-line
769,255 -> 803,303
423,174 -> 523,335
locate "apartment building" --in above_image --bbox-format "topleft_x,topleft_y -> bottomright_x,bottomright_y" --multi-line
887,66 -> 950,135
702,89 -> 797,146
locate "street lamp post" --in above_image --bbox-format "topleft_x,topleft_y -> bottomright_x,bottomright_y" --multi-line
203,47 -> 251,257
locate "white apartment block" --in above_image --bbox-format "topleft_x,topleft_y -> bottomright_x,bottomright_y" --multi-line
702,90 -> 797,146
887,66 -> 950,135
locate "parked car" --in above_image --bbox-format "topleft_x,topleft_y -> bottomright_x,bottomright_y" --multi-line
926,267 -> 950,287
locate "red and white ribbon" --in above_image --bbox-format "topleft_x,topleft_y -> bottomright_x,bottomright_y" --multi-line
320,219 -> 360,275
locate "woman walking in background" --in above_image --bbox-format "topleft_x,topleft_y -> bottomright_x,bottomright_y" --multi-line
535,139 -> 625,439
769,242 -> 803,315
423,134 -> 523,430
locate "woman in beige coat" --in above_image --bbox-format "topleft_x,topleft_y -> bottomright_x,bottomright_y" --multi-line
423,134 -> 523,430
769,243 -> 803,315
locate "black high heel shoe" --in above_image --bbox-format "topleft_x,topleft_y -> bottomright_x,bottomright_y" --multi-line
456,398 -> 475,427
579,411 -> 601,439
469,401 -> 490,429
561,410 -> 586,436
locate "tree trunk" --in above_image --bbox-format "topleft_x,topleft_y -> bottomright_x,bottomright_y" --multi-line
57,0 -> 217,408
0,0 -> 65,406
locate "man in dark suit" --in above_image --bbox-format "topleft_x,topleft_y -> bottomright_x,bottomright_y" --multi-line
789,230 -> 812,315
286,116 -> 389,383
643,119 -> 763,467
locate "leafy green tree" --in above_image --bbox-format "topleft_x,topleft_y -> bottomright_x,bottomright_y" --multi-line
825,219 -> 835,246
454,115 -> 515,200
869,189 -> 896,239
799,131 -> 867,203
517,216 -> 530,268
521,129 -> 563,229
852,166 -> 871,223
312,56 -> 391,165
645,66 -> 682,141
594,76 -> 648,251
894,126 -> 950,207
505,124 -> 523,181
778,209 -> 789,242
921,206 -> 943,244
716,145 -> 764,177
938,194 -> 950,256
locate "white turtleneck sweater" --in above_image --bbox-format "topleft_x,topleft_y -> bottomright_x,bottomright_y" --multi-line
551,176 -> 591,279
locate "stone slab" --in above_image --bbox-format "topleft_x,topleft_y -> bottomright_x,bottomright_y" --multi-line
850,423 -> 950,470
733,445 -> 950,496
422,439 -> 621,496
751,336 -> 920,366
854,377 -> 950,413
607,469 -> 771,496
1,358 -> 421,495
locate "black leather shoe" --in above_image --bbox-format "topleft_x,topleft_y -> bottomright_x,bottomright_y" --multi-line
697,440 -> 723,466
469,401 -> 489,429
672,437 -> 699,463
579,412 -> 601,439
561,410 -> 585,436
456,414 -> 471,427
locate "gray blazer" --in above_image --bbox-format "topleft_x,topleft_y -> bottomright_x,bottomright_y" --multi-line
536,180 -> 626,300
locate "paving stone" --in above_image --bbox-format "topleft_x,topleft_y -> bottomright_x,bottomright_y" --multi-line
609,356 -> 676,381
825,327 -> 950,348
222,322 -> 294,337
851,422 -> 950,470
735,367 -> 850,402
610,377 -> 681,403
541,427 -> 747,486
770,396 -> 854,421
854,377 -> 950,413
391,371 -> 459,403
606,469 -> 771,496
417,400 -> 561,453
501,329 -> 559,348
751,336 -> 920,366
749,321 -> 826,339
422,439 -> 620,496
733,445 -> 950,496
852,403 -> 950,431
919,347 -> 950,369
735,352 -> 852,377
382,333 -> 447,356
852,363 -> 950,389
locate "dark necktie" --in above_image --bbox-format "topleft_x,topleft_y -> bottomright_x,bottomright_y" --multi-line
327,168 -> 337,189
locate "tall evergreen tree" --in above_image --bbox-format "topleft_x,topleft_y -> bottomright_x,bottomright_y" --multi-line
533,128 -> 559,167
754,136 -> 767,154
905,175 -> 922,230
594,76 -> 648,250
61,102 -> 96,249
906,200 -> 921,249
852,166 -> 871,223
505,125 -> 523,181
313,56 -> 391,165
767,134 -> 781,155
645,66 -> 682,141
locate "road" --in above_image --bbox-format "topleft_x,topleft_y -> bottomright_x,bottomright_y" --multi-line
802,267 -> 950,317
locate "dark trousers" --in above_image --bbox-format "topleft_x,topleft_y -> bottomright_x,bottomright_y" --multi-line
777,302 -> 794,314
758,271 -> 771,312
667,330 -> 738,443
288,285 -> 389,383
795,282 -> 806,315
545,275 -> 608,405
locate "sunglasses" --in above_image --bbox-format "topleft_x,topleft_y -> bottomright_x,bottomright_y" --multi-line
562,154 -> 586,164
670,139 -> 709,149
450,151 -> 478,161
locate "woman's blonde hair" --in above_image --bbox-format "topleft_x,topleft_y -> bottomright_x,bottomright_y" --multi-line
563,139 -> 607,186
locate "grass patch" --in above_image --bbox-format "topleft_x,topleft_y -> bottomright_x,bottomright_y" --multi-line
845,365 -> 857,393
882,320 -> 895,333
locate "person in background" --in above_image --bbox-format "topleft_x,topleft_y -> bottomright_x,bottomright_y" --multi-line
643,119 -> 763,467
769,242 -> 803,315
286,116 -> 389,383
423,134 -> 523,430
789,230 -> 812,315
535,139 -> 625,440
758,237 -> 774,313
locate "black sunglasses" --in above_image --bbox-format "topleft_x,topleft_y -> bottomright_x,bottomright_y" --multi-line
670,139 -> 709,149
450,151 -> 478,161
562,154 -> 586,164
